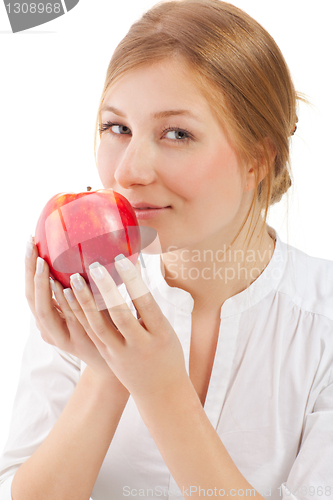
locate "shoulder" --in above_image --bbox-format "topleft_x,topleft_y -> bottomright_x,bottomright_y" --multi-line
278,241 -> 333,322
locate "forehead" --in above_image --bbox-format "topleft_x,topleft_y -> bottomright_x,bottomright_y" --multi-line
102,58 -> 212,115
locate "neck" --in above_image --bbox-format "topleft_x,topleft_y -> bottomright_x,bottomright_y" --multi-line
160,218 -> 275,314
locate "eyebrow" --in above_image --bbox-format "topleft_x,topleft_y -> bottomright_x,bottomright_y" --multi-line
100,105 -> 202,122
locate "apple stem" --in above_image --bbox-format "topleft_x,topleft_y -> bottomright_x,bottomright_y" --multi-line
87,186 -> 92,191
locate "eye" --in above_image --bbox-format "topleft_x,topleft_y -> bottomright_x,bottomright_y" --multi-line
99,121 -> 131,135
162,126 -> 194,144
99,121 -> 194,144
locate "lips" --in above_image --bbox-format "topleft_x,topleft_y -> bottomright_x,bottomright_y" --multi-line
133,206 -> 171,220
131,203 -> 170,209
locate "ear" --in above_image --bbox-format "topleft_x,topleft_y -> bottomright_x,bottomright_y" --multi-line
243,137 -> 276,192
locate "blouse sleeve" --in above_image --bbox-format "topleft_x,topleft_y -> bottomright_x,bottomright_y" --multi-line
0,313 -> 81,500
280,364 -> 333,499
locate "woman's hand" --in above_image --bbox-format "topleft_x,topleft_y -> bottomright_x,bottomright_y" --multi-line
25,236 -> 129,390
67,254 -> 188,401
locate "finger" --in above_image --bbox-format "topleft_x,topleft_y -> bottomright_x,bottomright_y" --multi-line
50,278 -> 77,320
100,308 -> 119,329
87,260 -> 148,345
34,257 -> 70,345
25,235 -> 38,316
60,284 -> 109,352
88,257 -> 157,344
49,278 -> 81,326
113,255 -> 166,334
49,277 -> 108,357
69,272 -> 124,349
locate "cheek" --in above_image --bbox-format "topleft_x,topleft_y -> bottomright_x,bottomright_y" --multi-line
96,141 -> 116,186
180,149 -> 244,205
166,155 -> 213,199
214,148 -> 245,197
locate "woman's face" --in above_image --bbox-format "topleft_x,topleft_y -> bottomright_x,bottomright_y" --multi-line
97,58 -> 253,254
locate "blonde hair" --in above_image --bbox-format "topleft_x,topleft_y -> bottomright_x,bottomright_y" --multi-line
94,0 -> 307,247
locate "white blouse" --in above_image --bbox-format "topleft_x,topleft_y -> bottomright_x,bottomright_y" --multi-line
0,226 -> 332,500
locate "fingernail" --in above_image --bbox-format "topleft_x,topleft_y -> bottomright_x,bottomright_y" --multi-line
26,236 -> 34,258
89,262 -> 105,280
70,273 -> 85,291
114,254 -> 130,271
63,288 -> 75,302
49,277 -> 57,294
36,257 -> 44,274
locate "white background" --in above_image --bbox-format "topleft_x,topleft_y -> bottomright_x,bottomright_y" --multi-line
0,0 -> 332,452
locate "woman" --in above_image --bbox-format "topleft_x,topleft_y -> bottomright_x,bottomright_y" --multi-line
1,1 -> 332,499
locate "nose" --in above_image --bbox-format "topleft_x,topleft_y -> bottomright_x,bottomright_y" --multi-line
114,137 -> 157,189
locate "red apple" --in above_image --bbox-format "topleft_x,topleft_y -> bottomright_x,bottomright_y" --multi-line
35,188 -> 141,307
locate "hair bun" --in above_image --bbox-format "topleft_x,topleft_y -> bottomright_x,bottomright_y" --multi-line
270,168 -> 292,205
